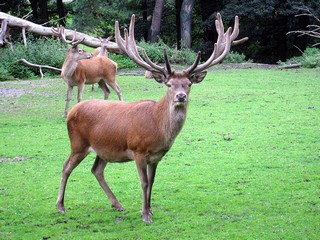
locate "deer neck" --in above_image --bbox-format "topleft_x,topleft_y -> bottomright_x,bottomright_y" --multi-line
154,92 -> 188,146
61,56 -> 79,79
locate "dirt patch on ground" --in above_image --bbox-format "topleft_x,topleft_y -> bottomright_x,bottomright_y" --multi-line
0,156 -> 29,162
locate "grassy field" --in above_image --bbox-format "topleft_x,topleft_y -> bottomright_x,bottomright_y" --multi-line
0,68 -> 319,239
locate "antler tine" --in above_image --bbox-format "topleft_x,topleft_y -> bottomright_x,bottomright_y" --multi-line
142,49 -> 166,73
229,16 -> 249,46
71,37 -> 85,47
115,20 -> 127,54
185,51 -> 201,74
185,13 -> 246,74
127,15 -> 165,74
51,25 -> 60,36
124,26 -> 152,70
115,15 -> 151,70
51,25 -> 77,45
126,15 -> 150,65
163,49 -> 172,74
115,14 -> 168,75
230,16 -> 239,41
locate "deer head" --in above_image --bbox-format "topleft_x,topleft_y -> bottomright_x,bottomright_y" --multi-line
52,26 -> 92,62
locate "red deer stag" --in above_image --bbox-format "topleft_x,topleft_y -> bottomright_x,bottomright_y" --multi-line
56,13 -> 247,223
52,27 -> 123,117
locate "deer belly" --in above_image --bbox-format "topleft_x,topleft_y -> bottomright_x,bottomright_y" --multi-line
88,146 -> 135,163
85,76 -> 101,84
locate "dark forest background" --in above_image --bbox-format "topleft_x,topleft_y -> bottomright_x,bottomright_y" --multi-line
1,0 -> 319,63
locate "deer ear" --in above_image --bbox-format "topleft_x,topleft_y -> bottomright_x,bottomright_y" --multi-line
190,71 -> 207,84
152,71 -> 167,83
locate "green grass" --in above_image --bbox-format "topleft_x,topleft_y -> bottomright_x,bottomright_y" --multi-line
0,68 -> 319,239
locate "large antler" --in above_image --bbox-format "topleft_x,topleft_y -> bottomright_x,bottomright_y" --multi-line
115,13 -> 247,77
185,13 -> 248,74
52,26 -> 84,46
115,15 -> 171,77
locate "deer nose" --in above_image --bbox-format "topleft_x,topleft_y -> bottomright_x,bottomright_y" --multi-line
176,92 -> 187,102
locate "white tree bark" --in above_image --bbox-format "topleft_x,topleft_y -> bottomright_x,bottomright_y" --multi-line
0,11 -> 124,54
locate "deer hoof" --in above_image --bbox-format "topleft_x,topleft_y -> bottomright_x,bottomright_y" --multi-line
142,215 -> 153,224
141,210 -> 153,223
56,204 -> 66,213
112,204 -> 124,211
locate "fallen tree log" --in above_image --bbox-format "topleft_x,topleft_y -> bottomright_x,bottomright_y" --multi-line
0,11 -> 124,54
277,63 -> 302,70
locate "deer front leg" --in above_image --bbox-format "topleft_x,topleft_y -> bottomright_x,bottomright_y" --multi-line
135,153 -> 152,223
147,163 -> 158,216
91,156 -> 124,211
64,85 -> 73,117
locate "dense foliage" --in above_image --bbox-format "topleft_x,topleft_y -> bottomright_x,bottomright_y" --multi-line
0,36 -> 67,80
0,37 -> 204,80
1,0 -> 319,69
221,0 -> 320,63
68,0 -> 320,63
279,47 -> 320,68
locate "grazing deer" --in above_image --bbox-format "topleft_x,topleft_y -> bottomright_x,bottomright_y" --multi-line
56,13 -> 247,223
52,27 -> 123,117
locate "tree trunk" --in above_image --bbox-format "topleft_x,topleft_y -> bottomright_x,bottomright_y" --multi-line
141,0 -> 148,41
180,0 -> 195,48
150,0 -> 165,43
0,12 -> 125,54
29,0 -> 39,20
39,0 -> 49,23
175,0 -> 183,49
56,0 -> 66,26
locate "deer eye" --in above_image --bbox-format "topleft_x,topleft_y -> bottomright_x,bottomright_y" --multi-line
78,49 -> 83,54
165,82 -> 172,87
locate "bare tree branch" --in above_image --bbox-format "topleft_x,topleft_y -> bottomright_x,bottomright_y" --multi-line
287,8 -> 320,47
17,58 -> 61,79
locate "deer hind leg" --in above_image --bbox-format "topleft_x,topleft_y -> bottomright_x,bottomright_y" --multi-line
108,81 -> 123,101
64,85 -> 73,117
98,80 -> 110,100
56,150 -> 89,212
91,155 -> 124,211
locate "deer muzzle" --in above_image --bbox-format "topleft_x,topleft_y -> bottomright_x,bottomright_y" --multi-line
174,92 -> 187,104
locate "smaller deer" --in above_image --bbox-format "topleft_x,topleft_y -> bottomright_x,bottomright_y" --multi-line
91,36 -> 115,91
92,36 -> 113,57
52,27 -> 123,117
